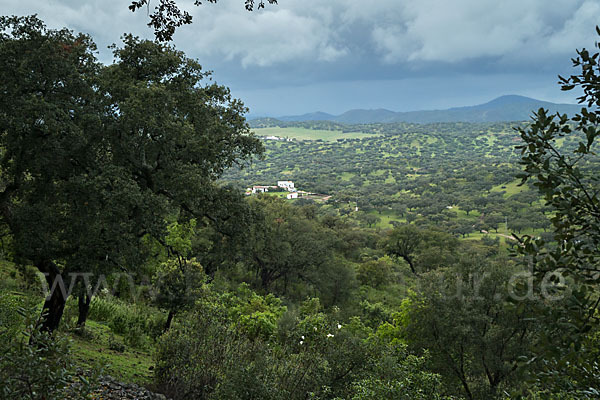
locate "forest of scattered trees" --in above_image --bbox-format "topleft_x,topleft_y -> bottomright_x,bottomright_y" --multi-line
225,120 -> 557,238
1,14 -> 600,400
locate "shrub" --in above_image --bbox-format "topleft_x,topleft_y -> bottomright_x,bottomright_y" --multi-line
0,309 -> 96,399
108,334 -> 126,353
90,296 -> 162,338
108,313 -> 130,335
155,291 -> 441,400
88,296 -> 120,322
145,313 -> 168,341
356,258 -> 393,288
124,324 -> 148,349
0,293 -> 23,346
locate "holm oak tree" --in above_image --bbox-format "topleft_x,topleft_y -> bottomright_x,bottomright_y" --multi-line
0,16 -> 262,332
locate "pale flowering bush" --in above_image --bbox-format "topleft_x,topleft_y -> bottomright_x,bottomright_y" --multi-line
155,291 -> 447,400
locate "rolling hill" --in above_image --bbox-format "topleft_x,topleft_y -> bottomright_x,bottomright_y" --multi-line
271,95 -> 582,124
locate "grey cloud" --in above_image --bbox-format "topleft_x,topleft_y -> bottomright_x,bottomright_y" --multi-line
4,0 -> 597,68
361,0 -> 599,64
175,2 -> 348,67
1,0 -> 596,114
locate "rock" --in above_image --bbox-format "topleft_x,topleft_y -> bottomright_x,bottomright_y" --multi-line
88,376 -> 171,400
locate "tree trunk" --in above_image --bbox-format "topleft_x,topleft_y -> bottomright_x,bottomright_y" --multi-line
164,310 -> 175,332
37,260 -> 69,333
77,291 -> 92,328
402,255 -> 417,275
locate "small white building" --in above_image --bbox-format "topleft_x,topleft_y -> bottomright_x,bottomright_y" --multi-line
252,185 -> 271,194
286,192 -> 299,200
277,181 -> 295,191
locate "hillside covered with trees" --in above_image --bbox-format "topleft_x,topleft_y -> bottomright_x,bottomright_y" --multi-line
1,14 -> 600,400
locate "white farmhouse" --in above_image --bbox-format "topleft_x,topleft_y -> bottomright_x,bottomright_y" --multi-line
252,185 -> 271,194
277,181 -> 295,191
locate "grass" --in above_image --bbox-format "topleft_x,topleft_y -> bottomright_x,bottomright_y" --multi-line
490,179 -> 528,197
0,260 -> 157,386
70,320 -> 154,385
365,209 -> 406,229
252,127 -> 380,142
341,172 -> 355,181
261,191 -> 289,199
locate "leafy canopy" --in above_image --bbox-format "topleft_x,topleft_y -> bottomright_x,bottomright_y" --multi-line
0,15 -> 262,331
129,0 -> 278,41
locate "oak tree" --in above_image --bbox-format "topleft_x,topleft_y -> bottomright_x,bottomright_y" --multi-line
0,16 -> 262,332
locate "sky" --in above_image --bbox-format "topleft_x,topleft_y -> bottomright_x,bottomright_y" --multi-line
2,0 -> 600,117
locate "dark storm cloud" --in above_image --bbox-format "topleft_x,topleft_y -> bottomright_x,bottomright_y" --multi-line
3,0 -> 599,114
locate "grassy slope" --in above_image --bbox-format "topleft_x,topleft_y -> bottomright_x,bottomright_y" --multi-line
0,260 -> 155,386
70,320 -> 154,385
490,179 -> 528,197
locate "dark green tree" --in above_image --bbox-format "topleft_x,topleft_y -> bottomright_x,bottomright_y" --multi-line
243,196 -> 335,295
0,17 -> 262,332
516,26 -> 600,393
404,255 -> 533,399
381,225 -> 423,274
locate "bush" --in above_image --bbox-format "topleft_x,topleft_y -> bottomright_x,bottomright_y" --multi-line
0,309 -> 96,399
108,313 -> 130,335
108,334 -> 126,352
145,313 -> 168,341
124,324 -> 148,349
0,293 -> 24,345
89,296 -> 161,338
155,290 -> 444,400
88,296 -> 120,322
356,258 -> 393,288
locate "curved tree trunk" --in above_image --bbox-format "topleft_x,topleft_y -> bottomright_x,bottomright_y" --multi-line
402,255 -> 417,275
37,260 -> 70,333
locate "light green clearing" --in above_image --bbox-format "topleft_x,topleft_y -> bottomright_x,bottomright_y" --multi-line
70,320 -> 154,385
384,175 -> 396,184
258,191 -> 289,198
252,127 -> 380,142
490,179 -> 528,197
341,172 -> 355,181
366,210 -> 406,228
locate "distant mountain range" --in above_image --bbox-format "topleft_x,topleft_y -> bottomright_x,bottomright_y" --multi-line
270,95 -> 582,124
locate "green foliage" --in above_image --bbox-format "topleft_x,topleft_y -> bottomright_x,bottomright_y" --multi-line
152,257 -> 205,330
381,224 -> 423,274
0,15 -> 262,331
89,296 -> 163,339
108,333 -> 127,353
239,196 -> 341,298
404,255 -> 533,399
108,313 -> 130,335
155,286 -> 446,400
0,292 -> 24,343
515,26 -> 600,394
346,347 -> 447,400
87,296 -> 121,323
124,324 -> 148,349
225,283 -> 287,340
356,257 -> 393,288
0,308 -> 96,399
